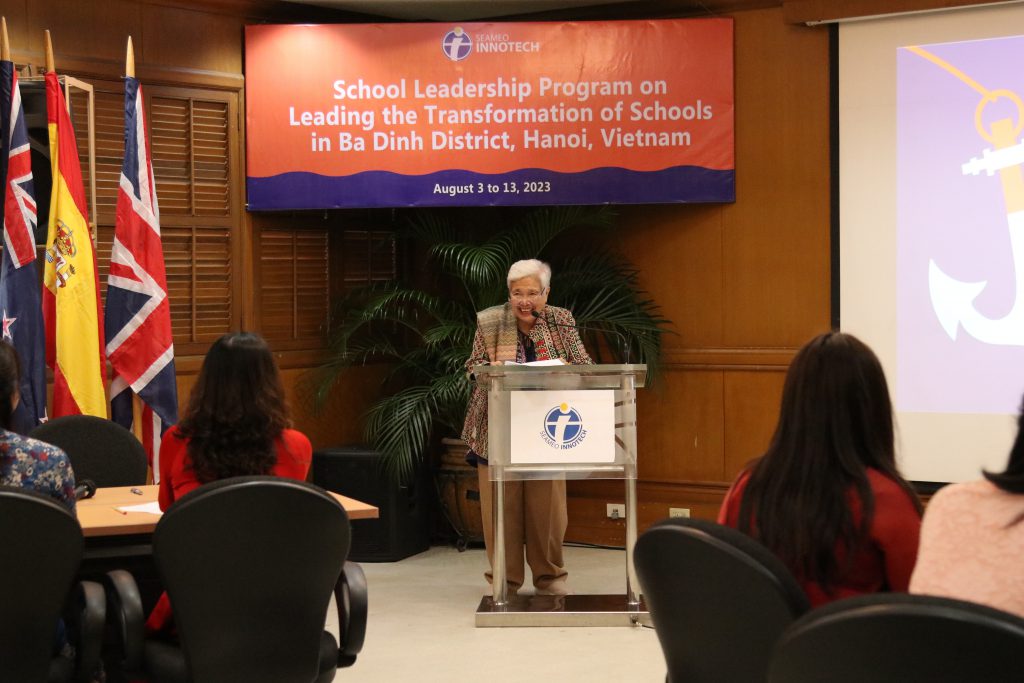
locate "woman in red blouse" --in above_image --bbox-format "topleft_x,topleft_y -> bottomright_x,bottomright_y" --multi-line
717,332 -> 922,607
147,332 -> 312,634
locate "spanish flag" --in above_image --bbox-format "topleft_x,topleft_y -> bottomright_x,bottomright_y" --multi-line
42,70 -> 106,417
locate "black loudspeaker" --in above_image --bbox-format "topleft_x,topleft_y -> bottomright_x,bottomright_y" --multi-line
312,446 -> 431,562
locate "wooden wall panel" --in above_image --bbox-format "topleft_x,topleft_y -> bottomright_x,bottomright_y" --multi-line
0,0 -> 297,84
142,5 -> 244,75
782,0 -> 1001,24
616,203 -> 724,348
637,370 -> 725,483
722,369 -> 786,478
637,482 -> 735,526
27,1 -> 142,65
280,365 -> 389,449
722,8 -> 831,347
0,0 -> 31,49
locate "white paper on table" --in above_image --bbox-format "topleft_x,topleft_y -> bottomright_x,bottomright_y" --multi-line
115,501 -> 164,515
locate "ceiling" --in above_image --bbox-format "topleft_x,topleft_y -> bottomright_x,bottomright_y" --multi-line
281,0 -> 663,21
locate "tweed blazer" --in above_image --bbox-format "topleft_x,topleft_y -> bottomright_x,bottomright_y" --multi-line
460,303 -> 593,460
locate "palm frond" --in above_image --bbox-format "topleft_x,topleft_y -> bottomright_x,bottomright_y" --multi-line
363,375 -> 471,481
364,385 -> 437,482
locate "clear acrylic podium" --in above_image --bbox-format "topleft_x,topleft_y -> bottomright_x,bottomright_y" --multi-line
473,363 -> 649,627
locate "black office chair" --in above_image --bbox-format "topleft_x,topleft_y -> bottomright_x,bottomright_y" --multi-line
0,487 -> 105,683
30,415 -> 148,487
768,593 -> 1024,683
106,475 -> 368,683
634,517 -> 810,683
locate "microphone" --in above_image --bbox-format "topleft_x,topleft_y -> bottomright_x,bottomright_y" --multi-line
531,309 -> 632,364
74,479 -> 97,501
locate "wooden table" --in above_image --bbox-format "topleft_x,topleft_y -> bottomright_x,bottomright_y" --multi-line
78,485 -> 379,538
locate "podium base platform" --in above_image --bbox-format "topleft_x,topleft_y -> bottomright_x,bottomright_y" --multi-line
475,594 -> 650,627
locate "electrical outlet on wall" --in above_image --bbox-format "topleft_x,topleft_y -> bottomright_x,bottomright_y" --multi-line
606,503 -> 625,519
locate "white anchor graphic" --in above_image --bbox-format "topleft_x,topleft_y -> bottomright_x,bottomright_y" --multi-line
917,58 -> 1024,346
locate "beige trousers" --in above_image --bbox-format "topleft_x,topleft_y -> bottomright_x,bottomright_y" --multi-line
477,461 -> 568,591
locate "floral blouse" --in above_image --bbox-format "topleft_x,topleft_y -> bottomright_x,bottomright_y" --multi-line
0,428 -> 77,513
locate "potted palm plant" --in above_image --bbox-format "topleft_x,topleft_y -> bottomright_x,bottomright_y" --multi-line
314,205 -> 668,544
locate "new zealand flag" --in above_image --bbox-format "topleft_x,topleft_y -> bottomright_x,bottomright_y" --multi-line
0,62 -> 46,432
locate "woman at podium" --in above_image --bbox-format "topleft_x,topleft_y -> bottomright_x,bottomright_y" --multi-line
462,259 -> 593,596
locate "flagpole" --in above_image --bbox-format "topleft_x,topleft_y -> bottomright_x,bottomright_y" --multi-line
1,18 -> 10,61
124,35 -> 147,454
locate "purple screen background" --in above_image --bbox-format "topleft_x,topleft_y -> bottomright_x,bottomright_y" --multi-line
897,36 -> 1024,415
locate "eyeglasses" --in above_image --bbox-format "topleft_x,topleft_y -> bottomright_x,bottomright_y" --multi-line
510,289 -> 545,301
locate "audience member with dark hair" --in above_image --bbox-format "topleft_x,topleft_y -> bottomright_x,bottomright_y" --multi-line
147,332 -> 312,634
0,340 -> 76,512
718,331 -> 922,606
910,398 -> 1024,617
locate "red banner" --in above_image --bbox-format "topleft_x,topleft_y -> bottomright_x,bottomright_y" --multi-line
245,20 -> 734,208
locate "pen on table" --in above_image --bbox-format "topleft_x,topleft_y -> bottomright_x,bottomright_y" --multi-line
113,508 -> 128,515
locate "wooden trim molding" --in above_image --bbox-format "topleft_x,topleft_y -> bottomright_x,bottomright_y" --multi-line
783,0 -> 1012,24
141,0 -> 366,21
662,347 -> 798,369
566,479 -> 733,546
10,50 -> 245,89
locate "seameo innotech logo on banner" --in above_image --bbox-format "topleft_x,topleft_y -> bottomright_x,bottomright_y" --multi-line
440,26 -> 544,62
442,27 -> 472,61
541,403 -> 587,450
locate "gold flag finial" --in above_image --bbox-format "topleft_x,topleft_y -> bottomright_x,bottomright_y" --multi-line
44,29 -> 54,73
126,35 -> 134,78
1,18 -> 10,62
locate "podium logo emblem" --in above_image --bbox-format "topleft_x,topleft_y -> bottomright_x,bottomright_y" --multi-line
442,27 -> 472,61
541,403 -> 587,449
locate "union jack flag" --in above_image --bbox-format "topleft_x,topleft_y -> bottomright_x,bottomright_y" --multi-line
105,76 -> 177,476
0,63 -> 46,432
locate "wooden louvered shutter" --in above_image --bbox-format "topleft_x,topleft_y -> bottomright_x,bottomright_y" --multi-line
70,85 -> 122,313
341,230 -> 396,292
151,89 -> 238,348
254,222 -> 397,349
72,80 -> 239,355
256,225 -> 330,346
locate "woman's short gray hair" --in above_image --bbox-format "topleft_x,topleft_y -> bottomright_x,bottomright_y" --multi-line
507,259 -> 551,291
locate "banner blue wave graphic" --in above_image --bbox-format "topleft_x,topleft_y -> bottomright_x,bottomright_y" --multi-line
246,166 -> 735,210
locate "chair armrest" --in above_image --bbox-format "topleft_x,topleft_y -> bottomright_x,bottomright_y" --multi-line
104,569 -> 145,673
65,580 -> 105,683
334,560 -> 368,668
